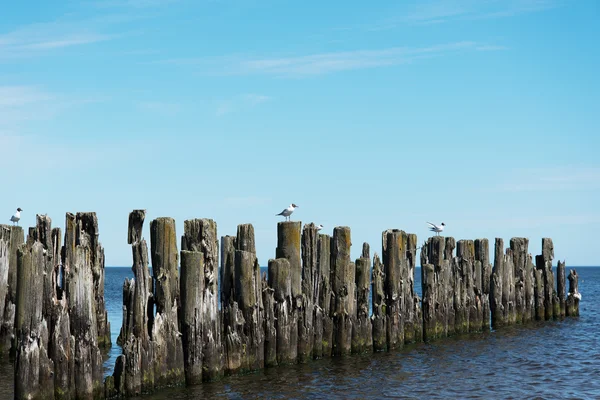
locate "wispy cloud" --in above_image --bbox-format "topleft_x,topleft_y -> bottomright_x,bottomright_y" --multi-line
0,85 -> 104,138
159,41 -> 499,78
0,86 -> 54,107
457,213 -> 600,231
92,0 -> 180,8
0,86 -> 56,131
137,101 -> 181,116
0,19 -> 119,60
490,167 -> 600,193
215,93 -> 272,116
368,0 -> 562,29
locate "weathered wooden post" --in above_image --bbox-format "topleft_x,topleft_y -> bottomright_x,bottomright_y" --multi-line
221,234 -> 244,374
458,240 -> 484,333
474,239 -> 491,331
275,222 -> 300,360
220,235 -> 236,307
557,260 -> 566,318
509,238 -> 528,324
524,254 -> 536,323
421,236 -> 450,340
371,252 -> 386,351
491,238 -> 516,328
262,272 -> 277,368
382,230 -> 404,349
444,237 -> 456,336
331,226 -> 354,356
565,269 -> 580,317
0,224 -> 23,355
150,217 -> 185,388
421,238 -> 437,341
63,212 -> 106,398
276,222 -> 302,299
269,258 -> 293,365
535,238 -> 555,320
299,223 -> 318,362
352,243 -> 372,354
15,219 -> 54,400
181,219 -> 223,381
406,233 -> 421,343
112,210 -> 155,397
454,240 -> 471,334
49,222 -> 73,400
180,250 -> 204,385
314,233 -> 332,358
234,224 -> 264,372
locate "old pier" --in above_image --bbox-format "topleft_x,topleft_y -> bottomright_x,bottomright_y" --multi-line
0,211 -> 581,399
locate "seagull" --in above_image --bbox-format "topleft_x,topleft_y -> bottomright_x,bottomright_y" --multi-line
427,222 -> 445,236
276,204 -> 298,221
316,224 -> 323,232
10,208 -> 22,226
568,292 -> 582,301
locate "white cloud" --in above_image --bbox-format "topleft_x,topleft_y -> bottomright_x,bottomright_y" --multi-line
161,41 -> 501,78
0,20 -> 117,60
367,0 -> 562,30
92,0 -> 180,8
215,94 -> 272,117
490,167 -> 600,193
137,101 -> 181,116
0,86 -> 53,107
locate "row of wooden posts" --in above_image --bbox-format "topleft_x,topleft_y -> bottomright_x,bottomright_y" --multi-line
0,210 -> 580,399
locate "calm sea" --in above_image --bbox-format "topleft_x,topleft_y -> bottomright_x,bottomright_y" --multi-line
1,266 -> 598,399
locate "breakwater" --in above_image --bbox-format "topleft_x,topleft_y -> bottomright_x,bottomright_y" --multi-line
0,211 -> 581,399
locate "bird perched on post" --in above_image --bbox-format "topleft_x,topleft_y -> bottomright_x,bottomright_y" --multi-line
276,204 -> 298,221
10,208 -> 22,225
427,222 -> 445,236
316,224 -> 323,232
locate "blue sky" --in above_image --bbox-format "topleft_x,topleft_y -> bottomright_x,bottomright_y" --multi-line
1,0 -> 598,266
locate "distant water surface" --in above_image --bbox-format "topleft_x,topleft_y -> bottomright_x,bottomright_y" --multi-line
1,267 -> 598,399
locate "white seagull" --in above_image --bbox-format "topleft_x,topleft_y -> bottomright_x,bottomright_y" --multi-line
427,222 -> 445,236
568,292 -> 582,301
10,208 -> 23,226
276,204 -> 298,221
316,224 -> 323,232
